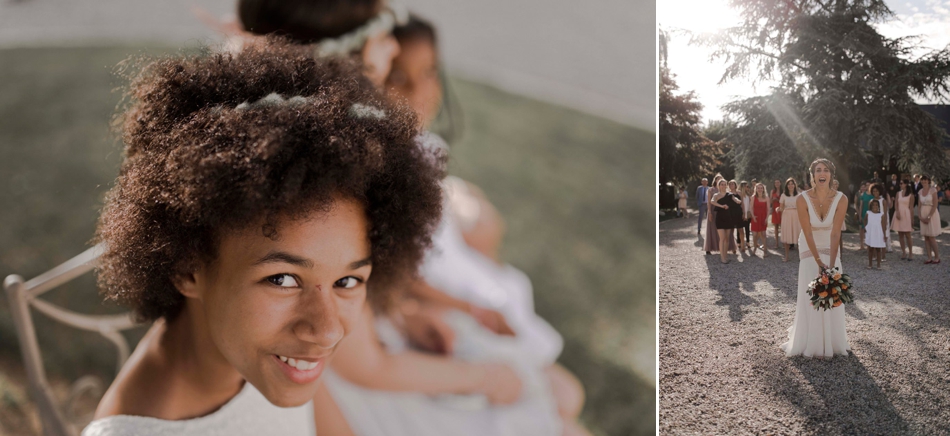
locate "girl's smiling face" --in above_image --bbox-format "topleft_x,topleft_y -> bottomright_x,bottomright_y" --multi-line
176,197 -> 371,407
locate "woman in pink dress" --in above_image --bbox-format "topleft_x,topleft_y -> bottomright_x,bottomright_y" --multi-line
891,179 -> 915,260
779,178 -> 802,262
770,179 -> 783,249
918,175 -> 942,264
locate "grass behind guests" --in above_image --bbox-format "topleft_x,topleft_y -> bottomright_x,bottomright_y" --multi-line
0,46 -> 655,436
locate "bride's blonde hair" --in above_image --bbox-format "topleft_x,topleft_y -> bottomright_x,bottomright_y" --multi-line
809,158 -> 836,187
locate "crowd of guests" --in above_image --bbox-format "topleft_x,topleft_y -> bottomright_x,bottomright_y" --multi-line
689,172 -> 944,267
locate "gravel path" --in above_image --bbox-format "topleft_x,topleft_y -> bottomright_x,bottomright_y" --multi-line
659,211 -> 950,435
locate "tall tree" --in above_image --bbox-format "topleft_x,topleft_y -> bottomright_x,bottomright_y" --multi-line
659,30 -> 723,185
702,0 -> 950,184
723,93 -> 810,183
703,118 -> 737,180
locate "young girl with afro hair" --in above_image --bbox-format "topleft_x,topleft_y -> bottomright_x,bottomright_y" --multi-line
83,38 -> 450,434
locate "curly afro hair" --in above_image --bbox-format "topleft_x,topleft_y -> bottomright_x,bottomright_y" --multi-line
96,38 -> 445,321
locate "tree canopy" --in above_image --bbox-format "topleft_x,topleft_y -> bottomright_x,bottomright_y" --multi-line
659,30 -> 724,186
701,0 -> 950,184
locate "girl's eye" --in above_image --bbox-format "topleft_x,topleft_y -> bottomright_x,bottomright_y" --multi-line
334,276 -> 362,289
266,274 -> 299,288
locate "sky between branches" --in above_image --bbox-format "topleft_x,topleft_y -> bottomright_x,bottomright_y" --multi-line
659,0 -> 950,124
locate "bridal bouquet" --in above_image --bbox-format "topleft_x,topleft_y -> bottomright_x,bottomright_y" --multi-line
806,267 -> 854,310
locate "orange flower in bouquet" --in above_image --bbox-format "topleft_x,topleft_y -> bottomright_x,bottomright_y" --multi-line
807,267 -> 854,310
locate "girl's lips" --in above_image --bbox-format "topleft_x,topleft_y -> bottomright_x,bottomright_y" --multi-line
272,354 -> 325,384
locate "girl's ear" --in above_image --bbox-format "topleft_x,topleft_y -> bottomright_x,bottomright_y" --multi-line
173,270 -> 203,299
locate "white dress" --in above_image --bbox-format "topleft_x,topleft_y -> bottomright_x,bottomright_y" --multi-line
322,311 -> 562,436
865,210 -> 886,248
82,382 -> 314,436
321,177 -> 564,435
419,177 -> 564,365
780,192 -> 851,358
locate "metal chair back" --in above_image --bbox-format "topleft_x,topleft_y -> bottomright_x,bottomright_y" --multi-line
3,243 -> 138,436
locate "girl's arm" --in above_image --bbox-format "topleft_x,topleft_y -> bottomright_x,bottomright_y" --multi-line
405,279 -> 514,336
329,305 -> 522,403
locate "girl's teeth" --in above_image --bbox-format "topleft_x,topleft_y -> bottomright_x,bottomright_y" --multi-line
279,355 -> 317,370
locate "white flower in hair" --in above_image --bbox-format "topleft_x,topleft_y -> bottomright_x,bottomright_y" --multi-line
236,93 -> 311,110
314,1 -> 409,57
349,103 -> 387,120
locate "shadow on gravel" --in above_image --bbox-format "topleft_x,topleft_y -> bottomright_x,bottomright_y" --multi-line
559,338 -> 655,436
704,255 -> 759,322
757,352 -> 910,435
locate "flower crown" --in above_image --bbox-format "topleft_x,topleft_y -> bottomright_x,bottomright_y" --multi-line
314,1 -> 409,57
235,93 -> 387,120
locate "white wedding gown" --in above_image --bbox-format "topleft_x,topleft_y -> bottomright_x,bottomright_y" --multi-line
780,191 -> 851,358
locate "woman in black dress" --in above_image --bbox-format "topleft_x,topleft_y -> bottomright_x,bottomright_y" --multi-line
712,179 -> 743,263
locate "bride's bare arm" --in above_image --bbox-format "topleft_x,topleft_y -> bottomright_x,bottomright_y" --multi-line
829,195 -> 848,266
329,305 -> 521,402
797,195 -> 823,268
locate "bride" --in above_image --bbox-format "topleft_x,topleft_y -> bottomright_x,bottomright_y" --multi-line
780,158 -> 851,358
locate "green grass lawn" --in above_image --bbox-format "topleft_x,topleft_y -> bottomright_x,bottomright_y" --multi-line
0,46 -> 655,436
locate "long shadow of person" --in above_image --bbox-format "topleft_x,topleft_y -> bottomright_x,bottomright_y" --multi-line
704,256 -> 758,322
755,350 -> 911,434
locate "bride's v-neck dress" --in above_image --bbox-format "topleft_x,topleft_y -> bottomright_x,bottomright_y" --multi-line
780,191 -> 851,358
